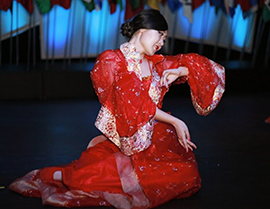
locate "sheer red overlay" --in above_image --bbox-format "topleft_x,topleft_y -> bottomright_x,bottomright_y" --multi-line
9,48 -> 225,208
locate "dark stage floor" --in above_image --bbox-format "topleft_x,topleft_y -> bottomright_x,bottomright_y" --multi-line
0,92 -> 270,209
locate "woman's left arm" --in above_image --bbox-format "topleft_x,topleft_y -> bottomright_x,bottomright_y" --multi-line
154,107 -> 197,152
160,66 -> 188,88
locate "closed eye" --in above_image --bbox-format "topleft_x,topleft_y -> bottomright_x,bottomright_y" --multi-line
158,31 -> 164,37
158,31 -> 167,41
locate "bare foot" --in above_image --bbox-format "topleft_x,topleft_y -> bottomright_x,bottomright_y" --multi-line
53,171 -> 62,181
87,135 -> 107,148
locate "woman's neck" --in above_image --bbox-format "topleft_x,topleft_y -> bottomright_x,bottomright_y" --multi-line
126,40 -> 152,78
129,34 -> 145,60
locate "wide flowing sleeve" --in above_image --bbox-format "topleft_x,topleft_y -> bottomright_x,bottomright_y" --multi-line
157,53 -> 225,116
90,50 -> 156,138
180,53 -> 225,116
90,50 -> 117,109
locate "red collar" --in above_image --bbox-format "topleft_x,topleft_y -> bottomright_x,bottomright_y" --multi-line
145,54 -> 164,65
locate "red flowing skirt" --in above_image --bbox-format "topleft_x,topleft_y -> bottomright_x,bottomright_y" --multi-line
9,122 -> 201,208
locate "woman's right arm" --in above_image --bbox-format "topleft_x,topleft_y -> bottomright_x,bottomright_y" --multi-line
154,107 -> 197,152
160,66 -> 189,88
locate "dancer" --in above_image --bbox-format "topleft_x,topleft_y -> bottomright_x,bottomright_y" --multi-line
9,9 -> 225,208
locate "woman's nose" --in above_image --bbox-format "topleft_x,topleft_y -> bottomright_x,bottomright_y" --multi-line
159,38 -> 164,46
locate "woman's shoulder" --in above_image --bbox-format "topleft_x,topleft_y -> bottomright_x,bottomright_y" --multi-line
97,49 -> 124,62
147,54 -> 185,66
93,49 -> 126,75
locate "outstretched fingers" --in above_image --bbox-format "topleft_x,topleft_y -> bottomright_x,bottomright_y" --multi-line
178,138 -> 197,153
187,140 -> 197,151
178,138 -> 188,152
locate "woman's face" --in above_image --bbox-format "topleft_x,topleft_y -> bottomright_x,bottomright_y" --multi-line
139,29 -> 167,56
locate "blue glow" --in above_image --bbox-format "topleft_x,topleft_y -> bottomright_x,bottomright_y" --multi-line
11,2 -> 29,31
41,0 -> 118,58
177,7 -> 190,37
174,2 -> 251,50
0,0 -> 251,58
0,1 -> 29,38
232,5 -> 250,48
189,4 -> 206,39
48,6 -> 69,53
42,5 -> 75,57
177,2 -> 220,41
1,10 -> 11,35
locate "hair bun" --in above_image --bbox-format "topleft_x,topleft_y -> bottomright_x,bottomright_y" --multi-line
121,21 -> 134,39
120,9 -> 168,39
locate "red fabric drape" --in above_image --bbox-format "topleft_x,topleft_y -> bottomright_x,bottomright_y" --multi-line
51,0 -> 71,9
124,0 -> 144,20
192,0 -> 206,10
109,0 -> 117,14
259,0 -> 267,8
16,0 -> 34,14
0,0 -> 12,11
234,0 -> 253,13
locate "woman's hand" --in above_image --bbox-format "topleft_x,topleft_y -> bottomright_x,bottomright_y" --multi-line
160,66 -> 188,88
154,108 -> 196,152
172,119 -> 197,153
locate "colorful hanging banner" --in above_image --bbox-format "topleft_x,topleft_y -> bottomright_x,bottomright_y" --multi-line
16,0 -> 34,14
109,0 -> 123,14
0,0 -> 12,11
124,0 -> 144,20
147,0 -> 162,10
34,0 -> 51,14
263,0 -> 270,22
166,0 -> 181,13
51,0 -> 72,10
179,0 -> 193,23
81,0 -> 95,12
193,0 -> 205,11
210,0 -> 235,17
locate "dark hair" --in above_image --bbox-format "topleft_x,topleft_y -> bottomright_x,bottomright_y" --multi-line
121,9 -> 168,39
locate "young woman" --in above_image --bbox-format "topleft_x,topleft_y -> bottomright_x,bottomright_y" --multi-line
9,9 -> 225,208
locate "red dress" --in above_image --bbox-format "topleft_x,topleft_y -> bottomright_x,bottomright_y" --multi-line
9,43 -> 225,208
